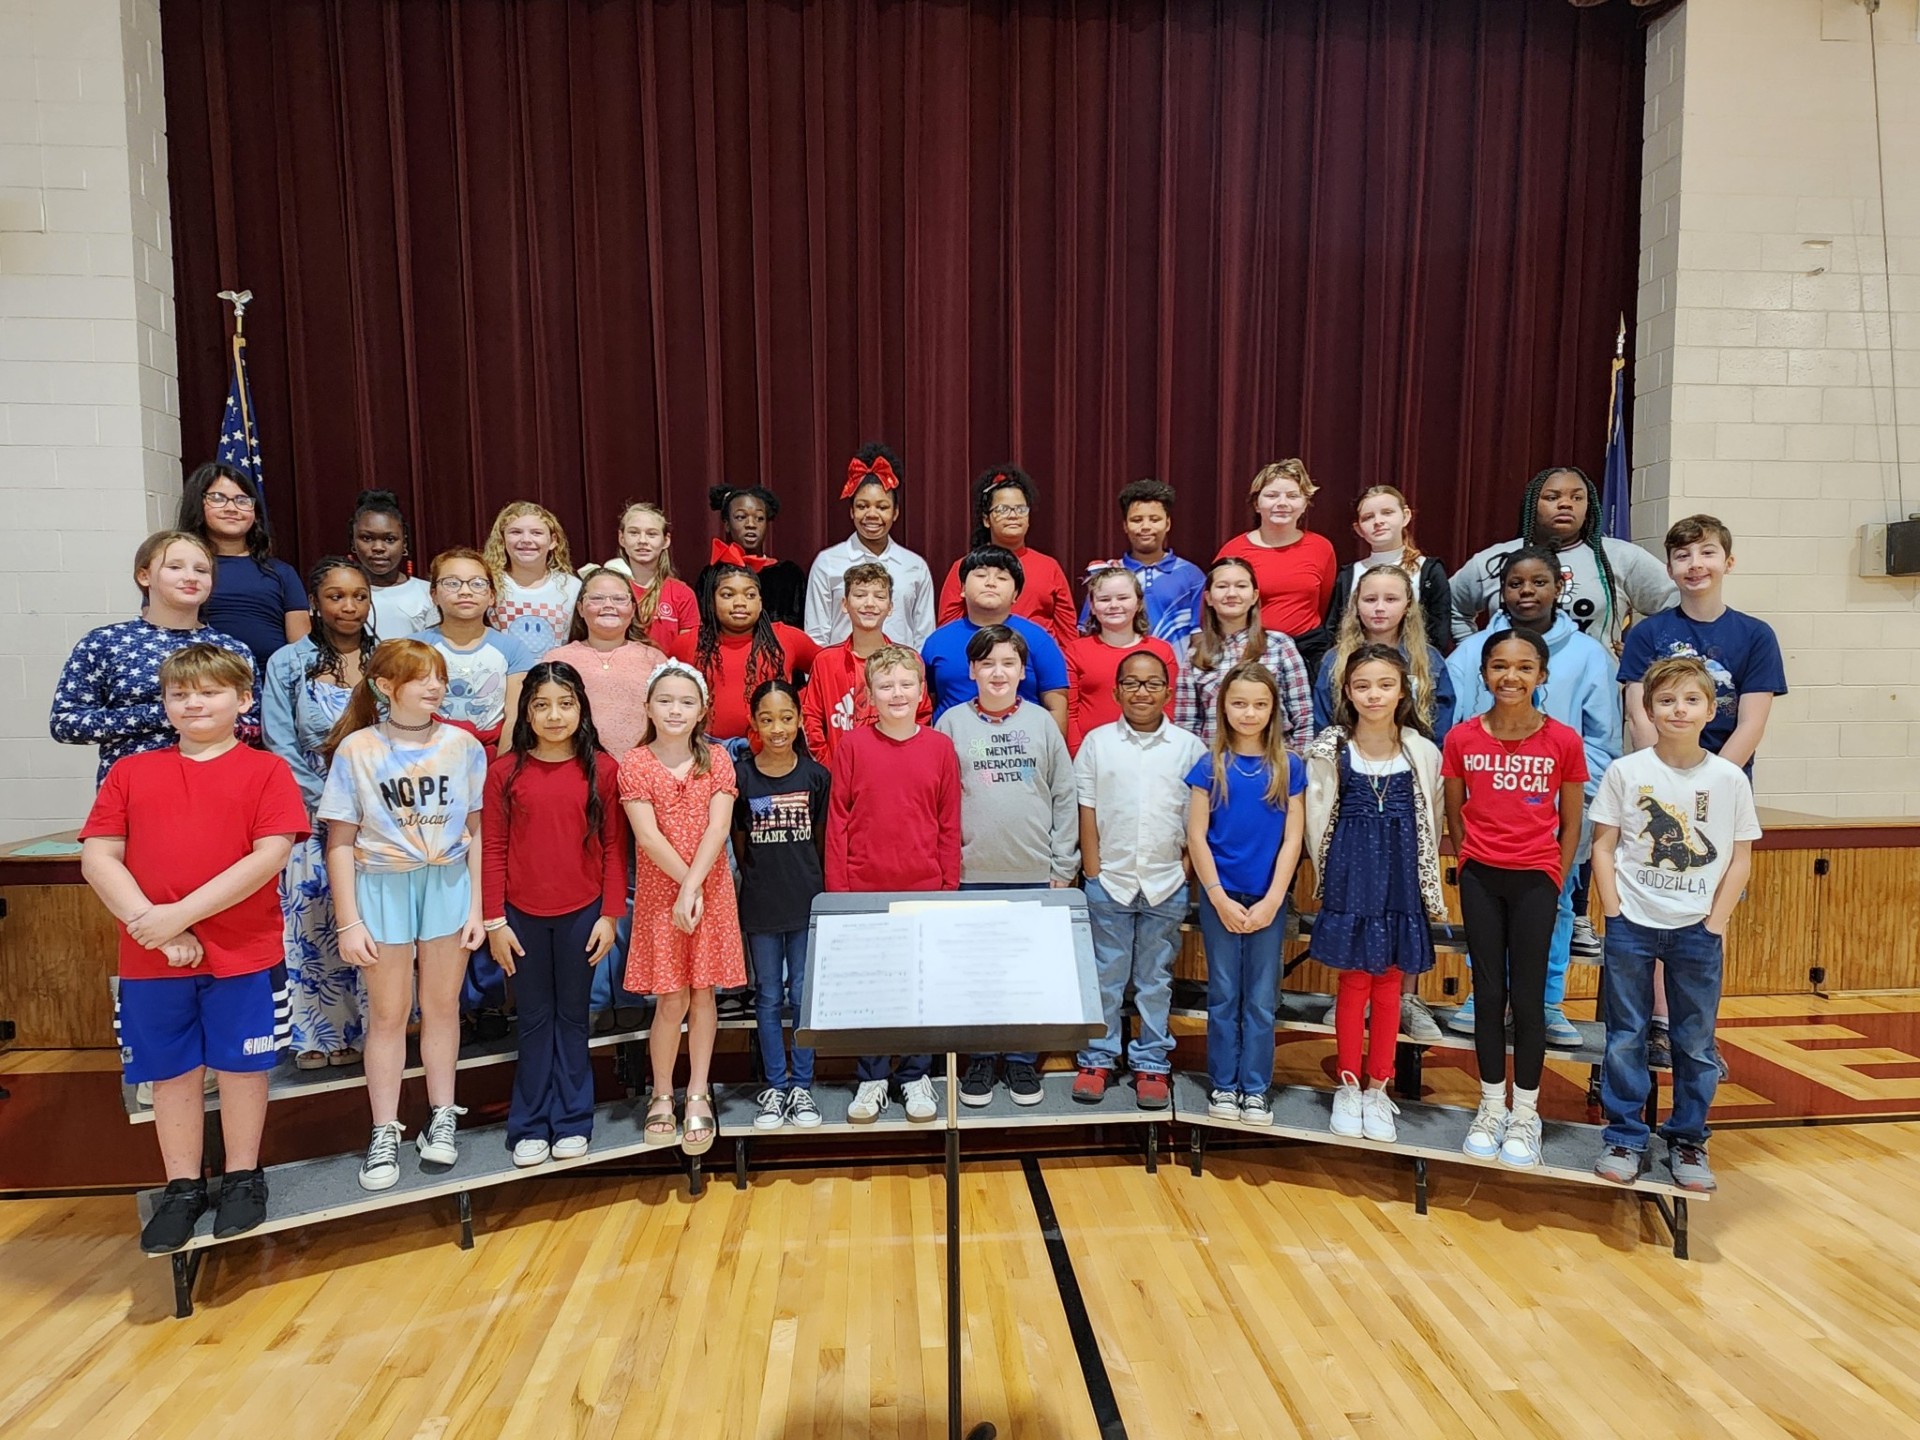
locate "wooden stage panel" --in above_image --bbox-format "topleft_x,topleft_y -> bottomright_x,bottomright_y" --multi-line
0,882 -> 118,1048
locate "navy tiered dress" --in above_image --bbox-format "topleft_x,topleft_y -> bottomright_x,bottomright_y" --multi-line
1313,749 -> 1435,976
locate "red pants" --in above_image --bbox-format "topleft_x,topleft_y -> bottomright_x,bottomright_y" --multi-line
1335,967 -> 1402,1084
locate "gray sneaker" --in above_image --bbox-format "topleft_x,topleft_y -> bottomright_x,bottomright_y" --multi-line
1667,1142 -> 1717,1192
1593,1144 -> 1647,1185
1647,1025 -> 1672,1070
1319,1001 -> 1338,1028
1401,994 -> 1443,1044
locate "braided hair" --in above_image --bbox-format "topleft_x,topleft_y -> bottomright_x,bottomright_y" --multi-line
501,660 -> 606,849
969,464 -> 1036,549
1517,465 -> 1617,637
304,555 -> 378,684
695,563 -> 788,713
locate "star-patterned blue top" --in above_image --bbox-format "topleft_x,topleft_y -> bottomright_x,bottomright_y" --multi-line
50,617 -> 258,784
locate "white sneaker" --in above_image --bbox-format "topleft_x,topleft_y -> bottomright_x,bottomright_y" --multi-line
552,1134 -> 590,1161
848,1079 -> 889,1123
1401,994 -> 1443,1044
902,1076 -> 939,1122
1499,1108 -> 1543,1168
1319,1002 -> 1338,1028
1462,1096 -> 1508,1159
1360,1087 -> 1399,1143
512,1138 -> 550,1167
359,1121 -> 405,1191
1208,1088 -> 1240,1119
416,1104 -> 467,1166
754,1087 -> 788,1130
1330,1073 -> 1364,1137
784,1088 -> 822,1128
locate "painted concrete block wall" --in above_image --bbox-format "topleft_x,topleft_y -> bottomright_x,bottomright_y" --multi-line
1635,0 -> 1920,816
0,0 -> 177,842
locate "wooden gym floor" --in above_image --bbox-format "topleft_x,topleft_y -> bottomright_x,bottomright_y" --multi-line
3,1120 -> 1920,1439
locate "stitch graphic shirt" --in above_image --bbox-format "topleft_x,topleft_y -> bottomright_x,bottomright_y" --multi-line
1590,747 -> 1761,929
317,723 -> 489,873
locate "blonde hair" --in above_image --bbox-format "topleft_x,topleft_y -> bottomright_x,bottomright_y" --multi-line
320,638 -> 448,759
637,661 -> 714,776
1187,556 -> 1268,673
566,568 -> 648,644
616,501 -> 679,633
1353,484 -> 1424,569
1206,661 -> 1292,810
134,530 -> 216,604
1326,565 -> 1437,734
863,643 -> 924,686
483,502 -> 574,581
1079,566 -> 1147,637
157,642 -> 252,696
1248,458 -> 1317,510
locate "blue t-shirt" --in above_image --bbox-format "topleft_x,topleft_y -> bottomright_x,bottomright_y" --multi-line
206,555 -> 308,673
921,614 -> 1069,719
1618,605 -> 1786,770
418,626 -> 540,734
1185,750 -> 1307,896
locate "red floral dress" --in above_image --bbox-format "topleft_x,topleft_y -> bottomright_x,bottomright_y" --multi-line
617,743 -> 746,993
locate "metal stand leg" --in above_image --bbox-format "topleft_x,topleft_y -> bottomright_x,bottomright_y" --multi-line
943,1054 -> 996,1440
1145,1122 -> 1159,1175
734,1138 -> 749,1191
1188,1125 -> 1205,1177
457,1191 -> 474,1250
687,1150 -> 705,1197
1649,1195 -> 1689,1260
1413,1157 -> 1429,1215
1393,1041 -> 1424,1102
170,1250 -> 202,1319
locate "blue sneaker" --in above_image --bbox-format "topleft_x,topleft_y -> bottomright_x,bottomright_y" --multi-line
1462,1095 -> 1508,1159
1445,994 -> 1477,1036
1543,1005 -> 1582,1048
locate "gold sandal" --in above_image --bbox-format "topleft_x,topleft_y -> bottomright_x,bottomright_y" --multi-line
642,1093 -> 679,1147
682,1092 -> 716,1155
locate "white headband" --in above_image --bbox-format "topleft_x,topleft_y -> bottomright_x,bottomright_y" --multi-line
646,658 -> 709,705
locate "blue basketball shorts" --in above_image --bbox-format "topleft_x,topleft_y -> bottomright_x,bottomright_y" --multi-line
116,965 -> 290,1084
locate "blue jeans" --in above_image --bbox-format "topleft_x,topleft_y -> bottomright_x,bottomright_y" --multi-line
505,902 -> 597,1144
959,880 -> 1047,1066
750,929 -> 814,1089
1196,890 -> 1285,1095
1078,876 -> 1185,1075
857,1054 -> 930,1084
1600,914 -> 1724,1150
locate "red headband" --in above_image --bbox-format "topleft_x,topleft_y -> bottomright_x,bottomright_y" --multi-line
841,456 -> 900,500
710,539 -> 776,573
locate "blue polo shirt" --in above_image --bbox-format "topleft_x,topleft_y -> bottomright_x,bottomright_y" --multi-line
921,614 -> 1069,719
1078,551 -> 1208,648
1618,605 -> 1786,774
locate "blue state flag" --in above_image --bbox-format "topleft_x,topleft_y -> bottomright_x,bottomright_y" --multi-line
1601,330 -> 1629,540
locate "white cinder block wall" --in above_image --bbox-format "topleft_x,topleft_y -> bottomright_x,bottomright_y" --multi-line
1635,0 -> 1920,817
0,0 -> 177,842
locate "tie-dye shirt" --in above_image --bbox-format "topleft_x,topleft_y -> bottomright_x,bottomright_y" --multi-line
417,626 -> 538,735
317,722 -> 489,872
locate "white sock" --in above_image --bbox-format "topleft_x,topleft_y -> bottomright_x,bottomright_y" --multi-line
1480,1080 -> 1507,1107
1651,1016 -> 1670,1031
1512,1085 -> 1540,1114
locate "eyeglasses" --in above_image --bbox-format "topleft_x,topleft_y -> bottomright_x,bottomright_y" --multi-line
435,576 -> 494,594
204,491 -> 256,511
1116,678 -> 1169,695
584,594 -> 634,609
988,504 -> 1030,519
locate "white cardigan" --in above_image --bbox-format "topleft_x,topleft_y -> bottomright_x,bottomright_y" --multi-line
1302,725 -> 1447,919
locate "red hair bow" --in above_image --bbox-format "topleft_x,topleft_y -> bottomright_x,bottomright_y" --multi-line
840,456 -> 900,499
710,538 -> 775,572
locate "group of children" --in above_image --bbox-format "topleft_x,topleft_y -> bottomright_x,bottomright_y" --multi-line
56,449 -> 1784,1254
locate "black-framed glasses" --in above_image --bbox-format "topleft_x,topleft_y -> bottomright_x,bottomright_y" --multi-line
1116,678 -> 1169,694
204,491 -> 257,511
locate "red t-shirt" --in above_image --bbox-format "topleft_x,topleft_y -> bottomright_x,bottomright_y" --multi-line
80,744 -> 309,980
632,575 -> 699,654
669,623 -> 820,740
1062,633 -> 1177,755
800,635 -> 933,761
1216,531 -> 1338,637
937,546 -> 1079,645
825,724 -> 962,892
481,751 -> 630,919
1440,714 -> 1590,884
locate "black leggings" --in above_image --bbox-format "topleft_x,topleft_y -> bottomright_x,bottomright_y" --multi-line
1458,860 -> 1558,1089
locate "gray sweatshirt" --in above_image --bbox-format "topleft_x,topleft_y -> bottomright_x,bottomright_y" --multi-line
934,700 -> 1080,885
1449,535 -> 1677,649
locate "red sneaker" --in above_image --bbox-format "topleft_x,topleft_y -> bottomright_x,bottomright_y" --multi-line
1071,1066 -> 1111,1104
1134,1071 -> 1172,1110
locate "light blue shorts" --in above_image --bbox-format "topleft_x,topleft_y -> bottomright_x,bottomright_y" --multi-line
355,866 -> 472,947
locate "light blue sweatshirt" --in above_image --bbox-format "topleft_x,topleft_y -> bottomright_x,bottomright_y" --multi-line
1446,610 -> 1621,798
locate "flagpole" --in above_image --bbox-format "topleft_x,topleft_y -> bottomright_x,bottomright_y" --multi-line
217,290 -> 256,457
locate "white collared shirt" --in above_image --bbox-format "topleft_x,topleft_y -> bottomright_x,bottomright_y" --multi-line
1073,717 -> 1206,906
804,534 -> 938,647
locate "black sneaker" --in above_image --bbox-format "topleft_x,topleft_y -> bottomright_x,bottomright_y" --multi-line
959,1056 -> 997,1107
140,1177 -> 209,1254
474,1007 -> 510,1042
212,1167 -> 269,1239
1005,1060 -> 1044,1106
1647,1025 -> 1672,1071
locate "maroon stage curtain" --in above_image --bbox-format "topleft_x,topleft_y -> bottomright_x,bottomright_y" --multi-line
164,0 -> 1646,583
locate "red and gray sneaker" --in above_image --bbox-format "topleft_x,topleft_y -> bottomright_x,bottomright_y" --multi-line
1667,1142 -> 1717,1192
1593,1145 -> 1648,1185
1071,1067 -> 1111,1104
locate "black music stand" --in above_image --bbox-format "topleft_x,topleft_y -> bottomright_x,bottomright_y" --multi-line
797,889 -> 1102,1440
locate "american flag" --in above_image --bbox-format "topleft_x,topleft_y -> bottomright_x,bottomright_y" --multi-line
216,332 -> 266,513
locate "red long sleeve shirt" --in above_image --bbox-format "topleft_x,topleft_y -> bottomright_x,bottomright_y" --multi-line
825,724 -> 961,893
481,751 -> 629,919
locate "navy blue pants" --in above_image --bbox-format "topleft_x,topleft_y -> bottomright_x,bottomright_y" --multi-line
506,901 -> 598,1144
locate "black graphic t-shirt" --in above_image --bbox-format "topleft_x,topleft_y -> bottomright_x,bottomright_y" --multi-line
732,753 -> 831,934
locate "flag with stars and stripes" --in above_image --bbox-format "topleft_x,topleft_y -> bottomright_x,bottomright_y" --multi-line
216,330 -> 267,514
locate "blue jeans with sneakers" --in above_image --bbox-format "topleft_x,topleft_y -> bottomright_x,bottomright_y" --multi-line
749,929 -> 814,1090
1196,890 -> 1285,1095
1599,914 -> 1724,1151
1077,876 -> 1185,1075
